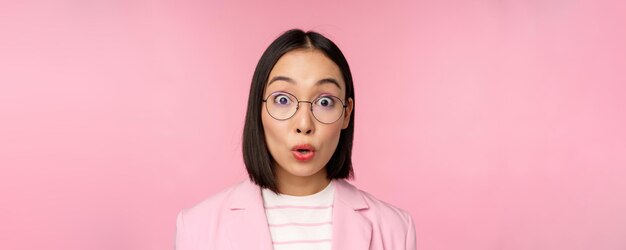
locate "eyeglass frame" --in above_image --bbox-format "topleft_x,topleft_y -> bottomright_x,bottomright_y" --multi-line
261,91 -> 348,124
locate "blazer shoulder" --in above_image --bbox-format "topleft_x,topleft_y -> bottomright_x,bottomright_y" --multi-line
178,180 -> 245,221
356,187 -> 414,231
357,188 -> 417,250
176,180 -> 251,249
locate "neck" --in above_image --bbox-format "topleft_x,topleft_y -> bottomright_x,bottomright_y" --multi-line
276,170 -> 330,196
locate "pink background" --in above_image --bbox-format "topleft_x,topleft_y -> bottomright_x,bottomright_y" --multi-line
1,0 -> 625,249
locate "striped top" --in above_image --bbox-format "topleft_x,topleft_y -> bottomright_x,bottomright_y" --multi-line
261,182 -> 335,250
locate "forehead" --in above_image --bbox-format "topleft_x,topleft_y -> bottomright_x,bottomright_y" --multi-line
267,49 -> 344,90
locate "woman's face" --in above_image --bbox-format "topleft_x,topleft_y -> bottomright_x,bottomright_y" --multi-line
261,48 -> 353,185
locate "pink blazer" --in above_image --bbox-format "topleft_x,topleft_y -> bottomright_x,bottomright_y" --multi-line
175,179 -> 416,250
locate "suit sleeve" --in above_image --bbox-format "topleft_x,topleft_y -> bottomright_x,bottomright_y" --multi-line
405,212 -> 417,250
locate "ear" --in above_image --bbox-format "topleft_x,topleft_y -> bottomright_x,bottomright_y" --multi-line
342,97 -> 354,129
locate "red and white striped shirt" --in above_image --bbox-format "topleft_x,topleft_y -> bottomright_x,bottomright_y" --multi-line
261,182 -> 335,250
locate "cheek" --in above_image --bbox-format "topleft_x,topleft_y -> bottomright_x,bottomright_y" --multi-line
322,124 -> 344,151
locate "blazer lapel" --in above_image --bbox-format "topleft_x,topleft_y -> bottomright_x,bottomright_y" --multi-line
332,179 -> 372,250
224,180 -> 273,250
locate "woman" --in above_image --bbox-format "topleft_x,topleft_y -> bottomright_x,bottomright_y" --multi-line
175,29 -> 416,250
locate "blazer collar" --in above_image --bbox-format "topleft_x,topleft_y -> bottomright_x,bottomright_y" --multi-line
225,179 -> 372,250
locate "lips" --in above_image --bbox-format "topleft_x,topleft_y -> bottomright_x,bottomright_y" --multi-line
291,144 -> 316,161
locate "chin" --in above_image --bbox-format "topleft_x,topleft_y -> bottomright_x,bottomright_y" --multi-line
281,163 -> 324,178
286,168 -> 322,178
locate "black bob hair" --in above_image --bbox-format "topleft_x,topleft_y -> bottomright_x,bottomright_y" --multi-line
242,29 -> 355,193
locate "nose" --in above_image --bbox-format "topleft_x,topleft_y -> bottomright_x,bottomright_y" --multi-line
294,102 -> 315,135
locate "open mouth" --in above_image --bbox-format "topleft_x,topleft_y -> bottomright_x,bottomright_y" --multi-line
292,144 -> 316,161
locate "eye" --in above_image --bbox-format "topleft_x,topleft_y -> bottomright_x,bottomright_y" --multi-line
315,96 -> 335,108
272,94 -> 292,106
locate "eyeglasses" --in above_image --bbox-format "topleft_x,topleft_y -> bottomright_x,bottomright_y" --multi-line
262,91 -> 347,124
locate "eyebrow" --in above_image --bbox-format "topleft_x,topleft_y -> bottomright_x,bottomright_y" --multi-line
267,75 -> 342,90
